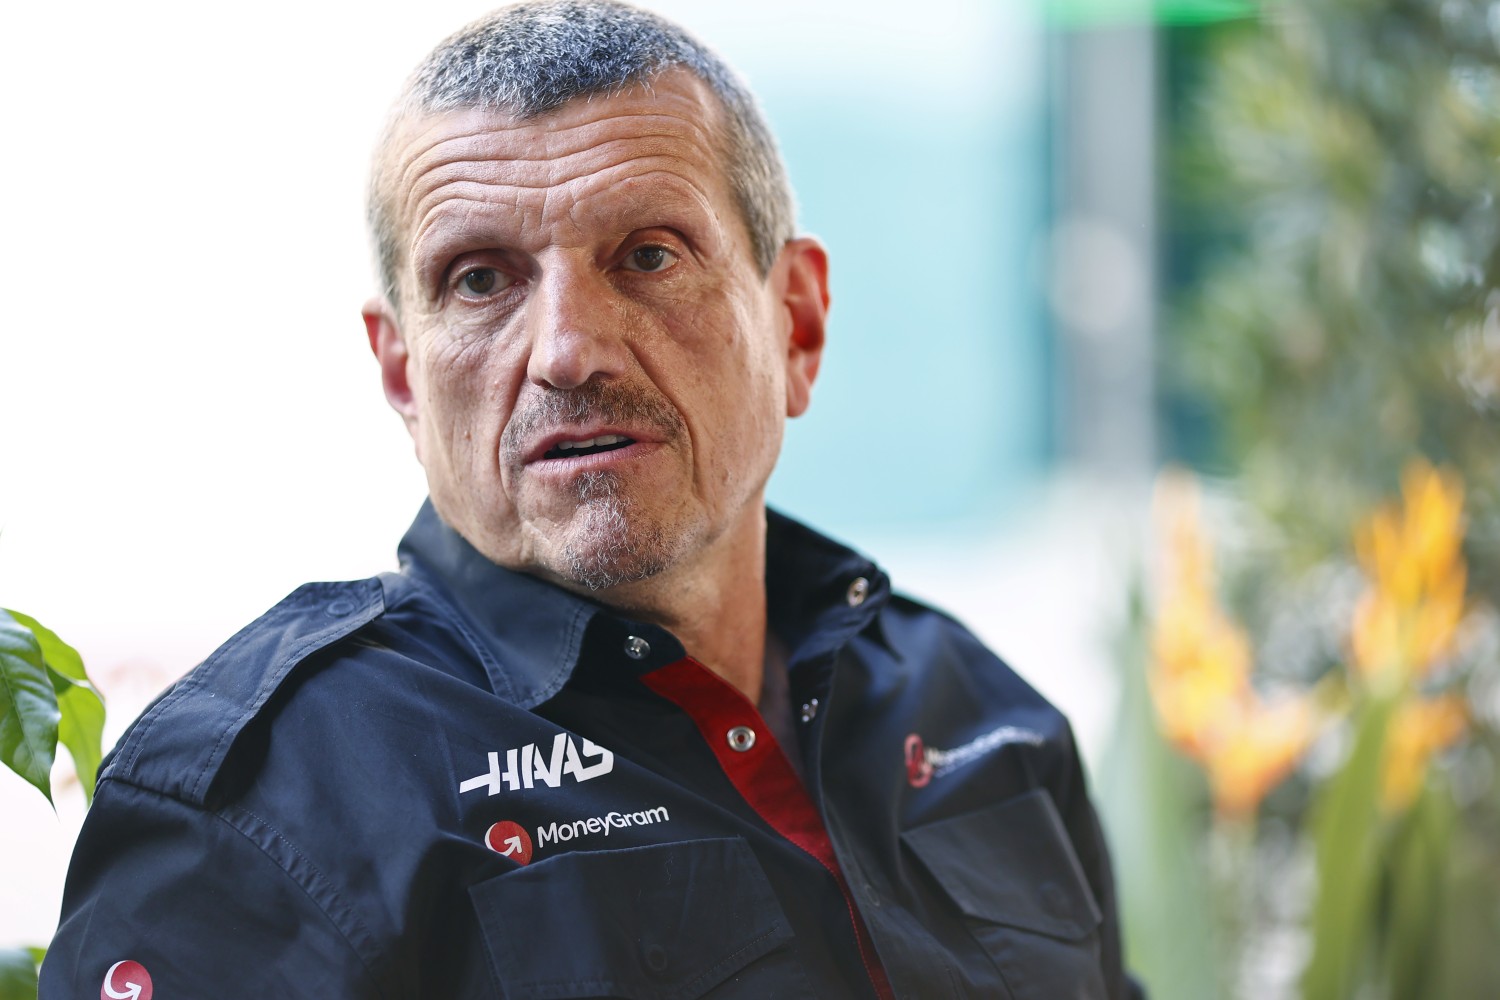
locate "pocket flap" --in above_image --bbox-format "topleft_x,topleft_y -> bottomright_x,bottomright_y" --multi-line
901,789 -> 1103,941
471,837 -> 794,999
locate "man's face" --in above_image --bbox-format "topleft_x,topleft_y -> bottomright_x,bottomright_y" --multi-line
367,72 -> 827,594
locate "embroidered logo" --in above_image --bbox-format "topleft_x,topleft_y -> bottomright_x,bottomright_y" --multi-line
536,805 -> 671,849
459,734 -> 614,796
904,734 -> 934,787
485,820 -> 535,865
101,960 -> 153,1000
905,726 -> 1045,788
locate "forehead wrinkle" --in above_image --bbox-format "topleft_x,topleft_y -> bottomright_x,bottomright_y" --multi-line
396,124 -> 709,213
404,137 -> 709,226
393,106 -> 721,213
388,95 -> 728,240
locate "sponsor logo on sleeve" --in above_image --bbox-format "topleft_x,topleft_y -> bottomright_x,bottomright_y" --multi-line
459,734 -> 614,797
905,725 -> 1045,788
101,960 -> 152,1000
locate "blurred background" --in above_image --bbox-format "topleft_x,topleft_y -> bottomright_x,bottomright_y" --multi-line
3,0 -> 1498,996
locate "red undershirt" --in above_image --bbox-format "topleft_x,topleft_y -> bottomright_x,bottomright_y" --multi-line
642,657 -> 895,1000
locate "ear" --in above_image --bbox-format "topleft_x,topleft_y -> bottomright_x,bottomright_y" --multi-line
776,237 -> 830,419
362,298 -> 421,438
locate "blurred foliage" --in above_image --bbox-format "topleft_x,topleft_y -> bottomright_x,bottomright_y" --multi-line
1123,0 -> 1500,996
1165,0 -> 1500,589
0,949 -> 42,1000
1135,464 -> 1493,998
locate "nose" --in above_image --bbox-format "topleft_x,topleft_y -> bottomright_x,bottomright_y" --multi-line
525,262 -> 632,390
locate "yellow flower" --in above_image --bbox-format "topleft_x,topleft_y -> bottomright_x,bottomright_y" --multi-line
1351,461 -> 1467,684
1149,607 -> 1251,757
1149,470 -> 1317,819
1381,696 -> 1467,814
1205,697 -> 1318,820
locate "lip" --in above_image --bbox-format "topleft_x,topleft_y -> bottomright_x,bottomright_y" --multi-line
520,425 -> 667,468
523,439 -> 666,479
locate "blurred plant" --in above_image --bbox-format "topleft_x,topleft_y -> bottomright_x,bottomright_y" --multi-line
1142,0 -> 1500,994
1164,0 -> 1500,589
1150,471 -> 1319,820
0,607 -> 104,999
1146,460 -> 1484,998
1302,459 -> 1475,1000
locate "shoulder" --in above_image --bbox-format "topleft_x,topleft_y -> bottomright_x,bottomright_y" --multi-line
102,575 -> 402,807
875,591 -> 1062,716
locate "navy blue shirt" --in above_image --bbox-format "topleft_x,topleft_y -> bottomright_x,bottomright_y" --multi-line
43,503 -> 1139,999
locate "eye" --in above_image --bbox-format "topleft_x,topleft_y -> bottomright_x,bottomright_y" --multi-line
622,245 -> 679,273
456,267 -> 512,298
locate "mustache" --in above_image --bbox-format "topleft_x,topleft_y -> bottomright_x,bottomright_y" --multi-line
501,378 -> 684,464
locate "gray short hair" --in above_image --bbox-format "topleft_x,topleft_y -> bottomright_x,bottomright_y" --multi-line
368,0 -> 796,308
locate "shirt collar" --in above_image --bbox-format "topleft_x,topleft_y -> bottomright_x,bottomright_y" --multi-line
396,500 -> 891,707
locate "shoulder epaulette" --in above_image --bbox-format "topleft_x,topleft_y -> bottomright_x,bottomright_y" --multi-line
105,577 -> 386,806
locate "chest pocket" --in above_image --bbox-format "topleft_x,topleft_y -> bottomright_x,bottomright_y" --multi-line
902,789 -> 1108,1000
469,837 -> 810,999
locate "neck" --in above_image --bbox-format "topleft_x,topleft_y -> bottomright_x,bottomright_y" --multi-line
593,505 -> 770,703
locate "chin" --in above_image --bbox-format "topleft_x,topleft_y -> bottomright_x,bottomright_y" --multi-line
553,472 -> 696,592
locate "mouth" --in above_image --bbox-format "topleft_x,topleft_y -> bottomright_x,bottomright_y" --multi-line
542,433 -> 637,460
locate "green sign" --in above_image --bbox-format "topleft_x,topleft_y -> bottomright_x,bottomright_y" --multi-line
1046,0 -> 1257,26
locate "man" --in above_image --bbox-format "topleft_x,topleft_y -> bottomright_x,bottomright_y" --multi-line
44,2 -> 1141,997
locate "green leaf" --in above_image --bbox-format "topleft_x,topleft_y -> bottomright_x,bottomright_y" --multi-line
6,610 -> 88,682
47,666 -> 105,803
1383,777 -> 1456,999
1301,693 -> 1398,1000
0,946 -> 39,1000
5,609 -> 106,803
0,609 -> 60,804
1099,581 -> 1223,1000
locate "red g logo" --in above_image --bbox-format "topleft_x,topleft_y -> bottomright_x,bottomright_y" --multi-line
905,734 -> 933,788
486,820 -> 534,865
102,960 -> 153,1000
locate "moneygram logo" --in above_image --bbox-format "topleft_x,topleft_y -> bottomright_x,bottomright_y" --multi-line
486,821 -> 534,865
537,806 -> 671,849
101,960 -> 152,1000
459,734 -> 614,797
905,726 -> 1045,788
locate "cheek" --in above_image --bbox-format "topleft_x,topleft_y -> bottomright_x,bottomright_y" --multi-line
680,296 -> 787,467
414,333 -> 517,464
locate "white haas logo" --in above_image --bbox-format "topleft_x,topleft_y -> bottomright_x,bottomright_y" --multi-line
459,734 -> 613,796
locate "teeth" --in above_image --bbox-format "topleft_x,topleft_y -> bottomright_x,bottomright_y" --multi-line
557,434 -> 628,451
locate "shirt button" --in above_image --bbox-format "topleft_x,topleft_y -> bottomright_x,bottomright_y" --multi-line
642,943 -> 669,974
846,576 -> 870,607
623,635 -> 650,660
726,725 -> 757,752
800,698 -> 819,723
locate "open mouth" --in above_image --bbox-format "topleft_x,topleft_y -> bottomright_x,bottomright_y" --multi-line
543,434 -> 637,460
